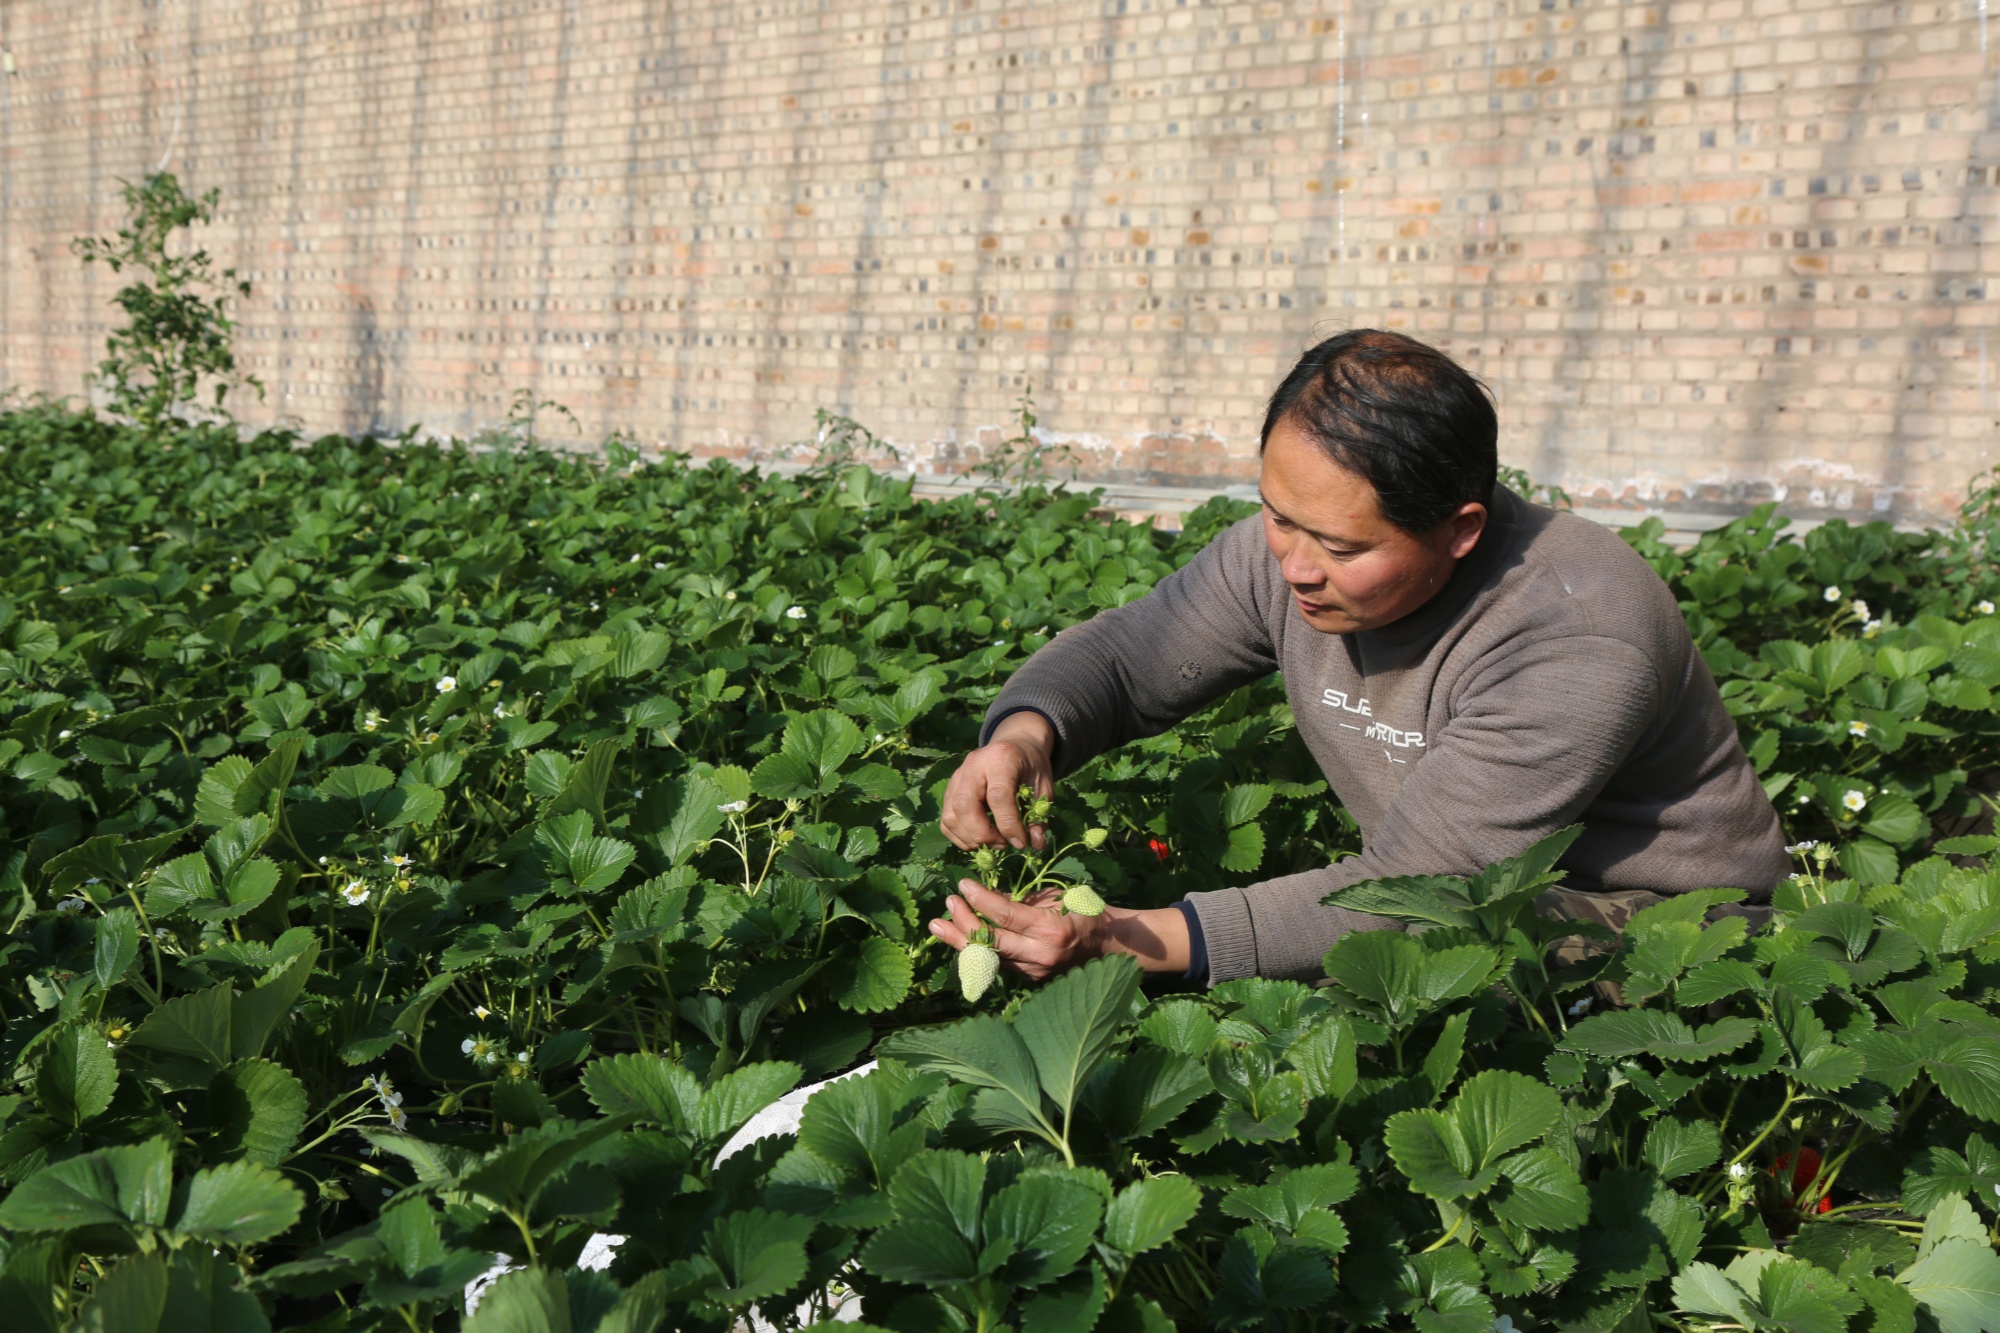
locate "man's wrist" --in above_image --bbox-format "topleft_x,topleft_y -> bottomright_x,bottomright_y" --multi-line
989,708 -> 1057,764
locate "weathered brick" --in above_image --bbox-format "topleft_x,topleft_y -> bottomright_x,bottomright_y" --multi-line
0,0 -> 1994,521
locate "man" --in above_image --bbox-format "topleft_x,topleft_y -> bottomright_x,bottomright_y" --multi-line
929,329 -> 1789,986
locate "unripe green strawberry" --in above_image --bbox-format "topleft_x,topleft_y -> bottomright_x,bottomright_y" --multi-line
960,941 -> 1001,1002
1062,883 -> 1107,917
1082,827 -> 1110,850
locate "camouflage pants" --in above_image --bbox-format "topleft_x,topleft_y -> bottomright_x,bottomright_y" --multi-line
1537,887 -> 1773,1007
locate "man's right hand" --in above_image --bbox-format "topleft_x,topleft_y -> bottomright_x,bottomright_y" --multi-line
940,710 -> 1057,851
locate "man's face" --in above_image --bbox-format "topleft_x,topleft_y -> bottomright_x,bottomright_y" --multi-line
1258,416 -> 1487,635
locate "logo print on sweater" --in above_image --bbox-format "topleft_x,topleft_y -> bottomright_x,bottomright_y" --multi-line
1323,688 -> 1424,764
1320,688 -> 1371,717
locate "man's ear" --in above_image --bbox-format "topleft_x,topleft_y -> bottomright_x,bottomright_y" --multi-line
1444,502 -> 1487,560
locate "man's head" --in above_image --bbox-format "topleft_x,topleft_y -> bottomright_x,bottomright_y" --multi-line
1257,330 -> 1499,634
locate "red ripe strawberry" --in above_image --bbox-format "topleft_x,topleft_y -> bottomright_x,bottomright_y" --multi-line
1148,838 -> 1171,863
1773,1148 -> 1826,1212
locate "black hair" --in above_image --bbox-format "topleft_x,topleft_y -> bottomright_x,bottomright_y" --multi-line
1260,329 -> 1499,533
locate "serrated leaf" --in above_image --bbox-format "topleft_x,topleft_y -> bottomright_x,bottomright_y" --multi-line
1489,1146 -> 1590,1231
566,835 -> 636,894
984,1172 -> 1102,1287
1105,1175 -> 1202,1255
67,1253 -> 168,1333
1386,1110 -> 1496,1199
750,752 -> 817,800
172,1159 -> 305,1244
1924,1030 -> 2000,1123
461,1267 -> 568,1333
193,757 -> 255,828
36,1022 -> 118,1128
1560,1010 -> 1760,1063
1139,1000 -> 1218,1057
94,908 -> 141,991
207,1059 -> 307,1165
317,764 -> 395,800
580,1053 -> 700,1130
828,935 -> 912,1013
130,983 -> 234,1070
782,709 -> 862,785
232,942 -> 319,1061
546,737 -> 621,828
1015,954 -> 1145,1125
1674,1262 -> 1757,1326
1286,1014 -> 1359,1101
380,781 -> 445,829
1324,930 -> 1500,1026
1220,821 -> 1265,873
1643,1116 -> 1722,1181
705,1207 -> 817,1304
694,1061 -> 802,1144
0,1138 -> 173,1232
879,1013 -> 1045,1138
861,1150 -> 986,1284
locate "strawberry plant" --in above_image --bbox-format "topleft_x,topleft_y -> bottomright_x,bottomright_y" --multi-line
2,399 -> 2000,1329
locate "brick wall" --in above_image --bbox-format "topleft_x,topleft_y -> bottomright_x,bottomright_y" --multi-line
3,0 -> 1998,521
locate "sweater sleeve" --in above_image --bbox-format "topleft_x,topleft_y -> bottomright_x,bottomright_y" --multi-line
1184,634 -> 1663,982
981,517 -> 1282,777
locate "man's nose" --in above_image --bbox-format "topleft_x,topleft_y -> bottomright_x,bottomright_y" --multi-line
1279,536 -> 1324,586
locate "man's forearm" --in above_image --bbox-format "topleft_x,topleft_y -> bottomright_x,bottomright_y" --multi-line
1085,904 -> 1192,974
982,518 -> 1282,775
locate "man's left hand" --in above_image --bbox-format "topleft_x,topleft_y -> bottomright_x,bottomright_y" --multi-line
928,879 -> 1098,982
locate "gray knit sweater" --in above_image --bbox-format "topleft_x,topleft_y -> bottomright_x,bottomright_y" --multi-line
983,486 -> 1790,983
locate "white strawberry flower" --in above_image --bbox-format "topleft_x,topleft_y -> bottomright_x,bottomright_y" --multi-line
1848,719 -> 1870,738
1728,1162 -> 1751,1181
339,880 -> 371,906
1864,619 -> 1882,636
1850,598 -> 1869,618
461,1037 -> 502,1067
1980,600 -> 1996,615
474,1005 -> 492,1020
436,675 -> 457,693
384,854 -> 413,869
718,800 -> 748,813
1824,585 -> 1841,603
55,898 -> 86,914
786,605 -> 807,620
1842,789 -> 1867,812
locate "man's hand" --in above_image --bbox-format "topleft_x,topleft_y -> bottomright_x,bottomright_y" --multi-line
928,879 -> 1193,981
929,880 -> 1101,981
941,711 -> 1057,851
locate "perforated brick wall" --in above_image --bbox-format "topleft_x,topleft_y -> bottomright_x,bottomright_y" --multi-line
4,0 -> 1998,520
